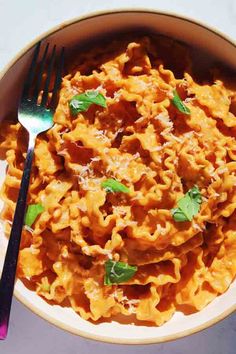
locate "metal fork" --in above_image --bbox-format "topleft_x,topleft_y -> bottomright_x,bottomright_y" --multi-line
0,42 -> 64,340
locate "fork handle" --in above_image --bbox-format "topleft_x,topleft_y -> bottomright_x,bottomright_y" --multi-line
0,133 -> 36,340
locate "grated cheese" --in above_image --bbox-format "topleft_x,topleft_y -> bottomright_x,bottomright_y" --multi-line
112,290 -> 140,314
90,156 -> 101,162
113,91 -> 122,101
24,225 -> 34,234
184,97 -> 196,103
94,130 -> 110,143
112,127 -> 124,139
192,223 -> 203,232
156,224 -> 167,235
112,206 -> 127,216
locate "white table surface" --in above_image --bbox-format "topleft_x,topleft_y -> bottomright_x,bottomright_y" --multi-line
0,0 -> 236,353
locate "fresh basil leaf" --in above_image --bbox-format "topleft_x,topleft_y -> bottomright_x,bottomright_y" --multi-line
24,204 -> 44,227
171,89 -> 191,115
177,194 -> 193,221
101,178 -> 130,193
104,260 -> 137,285
189,185 -> 202,204
171,208 -> 189,222
171,186 -> 202,222
69,90 -> 106,115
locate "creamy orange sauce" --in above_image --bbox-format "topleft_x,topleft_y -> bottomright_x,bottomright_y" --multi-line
0,35 -> 236,325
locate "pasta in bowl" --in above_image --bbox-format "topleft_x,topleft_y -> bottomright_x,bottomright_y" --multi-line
0,10 -> 236,343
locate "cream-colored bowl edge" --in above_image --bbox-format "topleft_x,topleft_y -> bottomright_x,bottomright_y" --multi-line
0,8 -> 235,345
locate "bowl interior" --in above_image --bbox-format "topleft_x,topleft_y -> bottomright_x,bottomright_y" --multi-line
0,10 -> 235,344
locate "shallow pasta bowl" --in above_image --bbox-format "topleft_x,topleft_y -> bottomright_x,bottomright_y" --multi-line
0,9 -> 236,344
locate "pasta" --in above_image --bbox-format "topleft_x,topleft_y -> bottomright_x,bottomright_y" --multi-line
0,34 -> 236,326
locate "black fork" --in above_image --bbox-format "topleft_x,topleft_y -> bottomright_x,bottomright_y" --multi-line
0,42 -> 64,340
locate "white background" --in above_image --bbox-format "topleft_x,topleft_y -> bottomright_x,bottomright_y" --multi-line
0,0 -> 236,353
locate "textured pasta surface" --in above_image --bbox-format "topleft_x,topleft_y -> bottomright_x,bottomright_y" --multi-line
1,35 -> 236,326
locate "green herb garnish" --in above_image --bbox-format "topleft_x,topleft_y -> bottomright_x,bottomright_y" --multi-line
40,283 -> 51,292
171,89 -> 191,115
69,90 -> 106,115
24,204 -> 44,227
171,186 -> 202,222
101,178 -> 130,193
104,260 -> 137,285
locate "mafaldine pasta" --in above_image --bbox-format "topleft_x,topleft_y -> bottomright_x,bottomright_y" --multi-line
1,35 -> 236,325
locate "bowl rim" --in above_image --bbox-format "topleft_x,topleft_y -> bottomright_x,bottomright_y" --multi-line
1,7 -> 236,345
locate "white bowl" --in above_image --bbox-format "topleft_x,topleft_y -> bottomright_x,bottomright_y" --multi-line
0,9 -> 235,344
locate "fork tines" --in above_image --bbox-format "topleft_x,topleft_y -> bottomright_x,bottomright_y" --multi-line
22,42 -> 64,109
